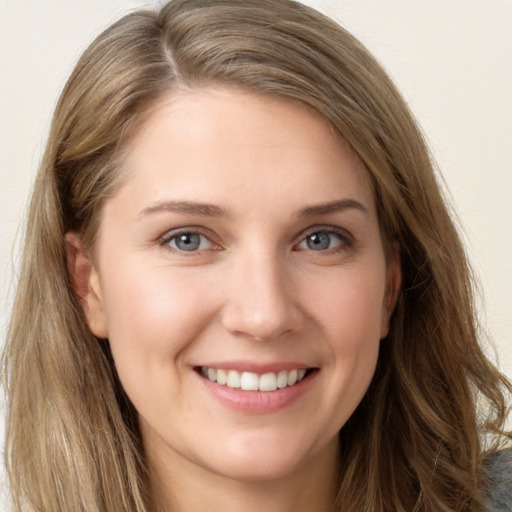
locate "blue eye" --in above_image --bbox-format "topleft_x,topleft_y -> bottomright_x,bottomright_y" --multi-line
167,232 -> 212,252
298,230 -> 345,251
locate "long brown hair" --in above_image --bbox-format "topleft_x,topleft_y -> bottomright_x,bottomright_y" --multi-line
3,1 -> 510,510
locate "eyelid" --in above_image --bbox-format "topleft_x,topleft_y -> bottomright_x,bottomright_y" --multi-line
157,227 -> 222,252
294,225 -> 354,251
155,224 -> 354,254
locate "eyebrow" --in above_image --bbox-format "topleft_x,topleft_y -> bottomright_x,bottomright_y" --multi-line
137,200 -> 228,220
137,197 -> 368,221
298,198 -> 369,218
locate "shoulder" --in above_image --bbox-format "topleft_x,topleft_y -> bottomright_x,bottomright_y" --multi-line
481,449 -> 512,512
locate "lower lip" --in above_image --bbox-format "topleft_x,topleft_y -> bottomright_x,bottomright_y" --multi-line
196,370 -> 317,414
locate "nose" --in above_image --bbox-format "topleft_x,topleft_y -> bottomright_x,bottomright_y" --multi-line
220,250 -> 303,342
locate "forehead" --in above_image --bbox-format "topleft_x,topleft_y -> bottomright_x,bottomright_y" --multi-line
111,87 -> 374,219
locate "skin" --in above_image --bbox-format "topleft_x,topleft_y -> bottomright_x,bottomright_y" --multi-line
68,88 -> 400,512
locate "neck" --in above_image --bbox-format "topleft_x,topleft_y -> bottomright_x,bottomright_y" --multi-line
146,438 -> 339,512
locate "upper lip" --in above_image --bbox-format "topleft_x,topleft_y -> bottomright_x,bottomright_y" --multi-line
194,361 -> 316,374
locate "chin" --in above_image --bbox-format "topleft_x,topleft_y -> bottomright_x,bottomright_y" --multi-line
195,428 -> 335,483
205,453 -> 307,483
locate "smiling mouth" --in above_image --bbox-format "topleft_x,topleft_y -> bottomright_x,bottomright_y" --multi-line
196,367 -> 315,392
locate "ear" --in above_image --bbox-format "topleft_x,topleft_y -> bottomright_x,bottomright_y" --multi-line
65,233 -> 108,339
380,250 -> 401,339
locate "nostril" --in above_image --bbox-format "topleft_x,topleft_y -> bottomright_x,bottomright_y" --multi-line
219,278 -> 304,342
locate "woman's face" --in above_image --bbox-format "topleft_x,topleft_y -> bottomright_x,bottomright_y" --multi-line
80,88 -> 399,483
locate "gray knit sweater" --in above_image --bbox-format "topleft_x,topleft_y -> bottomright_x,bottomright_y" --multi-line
481,450 -> 512,512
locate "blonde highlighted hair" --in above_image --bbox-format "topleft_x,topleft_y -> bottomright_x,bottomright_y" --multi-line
3,1 -> 510,510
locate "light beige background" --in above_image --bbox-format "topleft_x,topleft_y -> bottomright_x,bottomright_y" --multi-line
1,0 -> 511,502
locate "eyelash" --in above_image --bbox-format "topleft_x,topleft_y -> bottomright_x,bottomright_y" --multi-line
295,226 -> 354,254
157,228 -> 218,253
157,226 -> 354,255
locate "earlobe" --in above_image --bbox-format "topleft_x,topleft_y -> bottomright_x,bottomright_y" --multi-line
380,255 -> 402,339
65,233 -> 108,339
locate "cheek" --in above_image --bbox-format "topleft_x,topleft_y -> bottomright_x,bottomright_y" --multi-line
309,265 -> 387,348
309,270 -> 385,427
100,263 -> 223,426
99,260 -> 217,385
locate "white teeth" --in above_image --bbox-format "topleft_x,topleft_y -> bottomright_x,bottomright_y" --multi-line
276,370 -> 288,389
227,370 -> 241,388
201,367 -> 311,392
287,369 -> 298,386
260,372 -> 277,392
217,369 -> 228,385
240,372 -> 259,391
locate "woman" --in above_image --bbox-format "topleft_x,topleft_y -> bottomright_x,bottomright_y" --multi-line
2,0 -> 511,510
